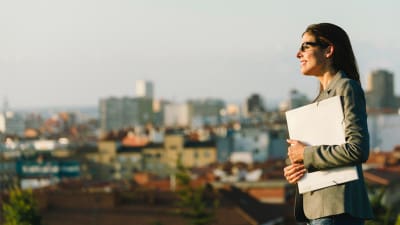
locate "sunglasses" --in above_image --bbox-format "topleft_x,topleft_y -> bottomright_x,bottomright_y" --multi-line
299,41 -> 329,52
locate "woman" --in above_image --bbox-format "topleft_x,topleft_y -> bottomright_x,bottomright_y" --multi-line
283,23 -> 373,225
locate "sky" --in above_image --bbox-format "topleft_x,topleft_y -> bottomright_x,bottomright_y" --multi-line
1,0 -> 400,109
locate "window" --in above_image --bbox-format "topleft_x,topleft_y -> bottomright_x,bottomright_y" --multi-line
131,156 -> 139,163
168,145 -> 177,150
118,156 -> 127,162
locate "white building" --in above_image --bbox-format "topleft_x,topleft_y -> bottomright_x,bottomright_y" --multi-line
279,89 -> 310,111
135,80 -> 154,98
99,97 -> 154,133
164,103 -> 191,127
188,98 -> 225,127
0,111 -> 25,136
368,113 -> 400,151
33,139 -> 56,151
232,128 -> 270,162
99,97 -> 124,132
365,70 -> 399,111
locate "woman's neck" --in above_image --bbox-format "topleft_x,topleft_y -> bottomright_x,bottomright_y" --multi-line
318,69 -> 338,90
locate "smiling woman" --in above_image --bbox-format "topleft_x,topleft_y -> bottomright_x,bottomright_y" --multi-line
284,23 -> 374,225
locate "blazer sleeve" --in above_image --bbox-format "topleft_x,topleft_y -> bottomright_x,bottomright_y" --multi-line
303,79 -> 370,172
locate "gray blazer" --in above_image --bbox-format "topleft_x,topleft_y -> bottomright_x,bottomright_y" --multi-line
296,71 -> 374,220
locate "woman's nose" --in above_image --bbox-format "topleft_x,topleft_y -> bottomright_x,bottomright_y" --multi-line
296,51 -> 302,58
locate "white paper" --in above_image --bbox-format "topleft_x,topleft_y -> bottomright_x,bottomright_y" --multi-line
285,96 -> 358,194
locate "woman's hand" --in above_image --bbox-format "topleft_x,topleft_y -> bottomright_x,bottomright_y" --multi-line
287,139 -> 306,164
283,163 -> 306,184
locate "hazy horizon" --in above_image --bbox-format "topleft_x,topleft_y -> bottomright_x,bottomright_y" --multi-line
1,0 -> 400,109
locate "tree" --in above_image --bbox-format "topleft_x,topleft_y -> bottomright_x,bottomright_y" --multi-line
2,188 -> 42,225
175,157 -> 217,225
365,184 -> 398,225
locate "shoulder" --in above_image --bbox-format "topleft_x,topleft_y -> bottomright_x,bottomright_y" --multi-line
334,77 -> 364,97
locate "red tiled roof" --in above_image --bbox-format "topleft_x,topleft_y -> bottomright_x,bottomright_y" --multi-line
37,189 -> 253,225
366,151 -> 400,167
364,168 -> 400,185
220,186 -> 294,224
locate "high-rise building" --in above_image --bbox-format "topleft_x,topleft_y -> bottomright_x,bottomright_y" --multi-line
368,114 -> 400,151
163,98 -> 226,128
244,94 -> 266,117
25,113 -> 44,130
164,103 -> 191,127
153,99 -> 170,126
188,98 -> 226,127
0,111 -> 25,136
135,80 -> 154,98
365,69 -> 399,112
279,89 -> 310,111
99,97 -> 154,133
99,97 -> 124,132
288,89 -> 310,109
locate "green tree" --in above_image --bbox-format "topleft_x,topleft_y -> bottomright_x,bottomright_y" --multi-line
365,185 -> 398,225
175,157 -> 217,225
395,214 -> 400,225
2,188 -> 42,225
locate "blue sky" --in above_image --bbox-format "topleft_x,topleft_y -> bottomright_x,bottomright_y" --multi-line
1,0 -> 400,108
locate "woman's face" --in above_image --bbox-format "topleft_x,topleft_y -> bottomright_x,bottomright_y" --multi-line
296,32 -> 328,76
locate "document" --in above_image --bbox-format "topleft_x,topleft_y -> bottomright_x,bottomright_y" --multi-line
285,96 -> 358,194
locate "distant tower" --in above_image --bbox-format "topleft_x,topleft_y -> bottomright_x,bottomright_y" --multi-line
3,96 -> 9,112
135,80 -> 154,98
365,69 -> 398,111
246,94 -> 266,115
99,96 -> 154,133
289,89 -> 310,109
0,98 -> 25,136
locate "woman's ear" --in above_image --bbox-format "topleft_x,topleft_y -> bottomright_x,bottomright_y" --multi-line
325,45 -> 334,58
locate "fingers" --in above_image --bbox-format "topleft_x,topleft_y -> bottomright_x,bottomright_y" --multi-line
287,139 -> 305,147
288,169 -> 306,184
287,148 -> 294,163
286,139 -> 296,145
287,147 -> 299,164
284,164 -> 306,184
284,164 -> 305,176
287,139 -> 305,164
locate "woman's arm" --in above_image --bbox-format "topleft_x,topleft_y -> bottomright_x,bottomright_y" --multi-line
303,79 -> 370,172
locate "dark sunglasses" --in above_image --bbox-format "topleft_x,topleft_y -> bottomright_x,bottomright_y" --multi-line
299,41 -> 329,52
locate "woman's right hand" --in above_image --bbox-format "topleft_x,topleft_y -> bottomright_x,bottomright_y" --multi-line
283,163 -> 307,184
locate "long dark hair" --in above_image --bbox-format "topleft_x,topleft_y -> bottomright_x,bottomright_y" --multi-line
304,23 -> 360,85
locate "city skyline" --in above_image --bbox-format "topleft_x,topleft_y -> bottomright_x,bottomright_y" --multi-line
1,0 -> 400,109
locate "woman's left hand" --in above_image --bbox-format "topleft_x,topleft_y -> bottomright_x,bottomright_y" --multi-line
287,139 -> 306,164
283,163 -> 306,184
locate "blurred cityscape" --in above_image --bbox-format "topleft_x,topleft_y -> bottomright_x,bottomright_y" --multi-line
1,69 -> 400,225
